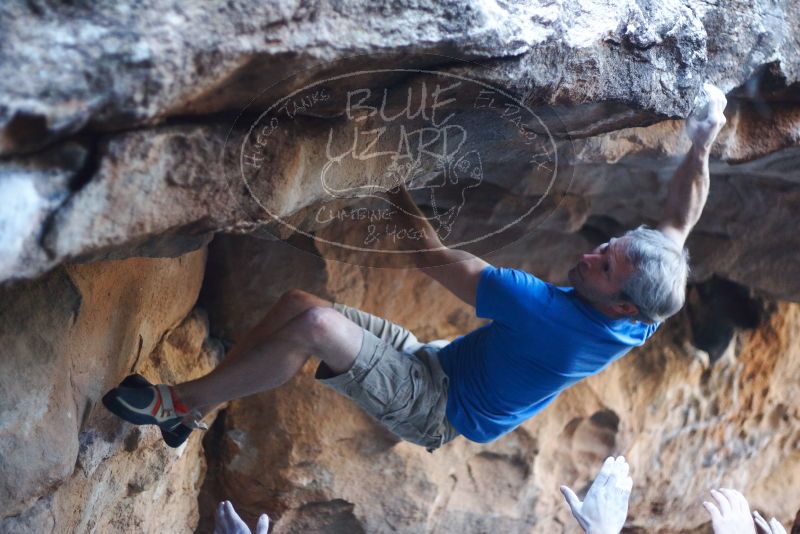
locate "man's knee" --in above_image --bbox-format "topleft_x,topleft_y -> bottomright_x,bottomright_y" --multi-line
278,289 -> 328,313
278,288 -> 312,307
285,306 -> 363,375
289,306 -> 341,347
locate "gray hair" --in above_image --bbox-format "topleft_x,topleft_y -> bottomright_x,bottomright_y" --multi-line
618,226 -> 690,323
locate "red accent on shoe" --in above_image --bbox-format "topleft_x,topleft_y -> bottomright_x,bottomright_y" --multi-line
151,387 -> 163,417
168,386 -> 190,415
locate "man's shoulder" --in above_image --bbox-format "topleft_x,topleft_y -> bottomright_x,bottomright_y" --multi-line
483,266 -> 555,290
476,266 -> 558,323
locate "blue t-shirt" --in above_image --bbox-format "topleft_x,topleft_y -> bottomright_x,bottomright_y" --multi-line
437,266 -> 660,443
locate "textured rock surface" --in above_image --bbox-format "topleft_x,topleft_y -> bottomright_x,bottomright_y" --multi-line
0,0 -> 703,155
0,249 -> 218,533
2,0 -> 798,157
1,1 -> 800,533
2,0 -> 800,295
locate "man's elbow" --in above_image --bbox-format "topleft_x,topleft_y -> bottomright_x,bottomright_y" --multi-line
656,224 -> 689,249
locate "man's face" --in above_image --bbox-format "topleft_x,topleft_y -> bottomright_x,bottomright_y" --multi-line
568,237 -> 635,307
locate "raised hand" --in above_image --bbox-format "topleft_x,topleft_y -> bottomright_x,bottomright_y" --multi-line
753,510 -> 787,534
686,83 -> 727,150
255,514 -> 269,534
703,488 -> 756,534
560,456 -> 633,534
214,500 -> 269,534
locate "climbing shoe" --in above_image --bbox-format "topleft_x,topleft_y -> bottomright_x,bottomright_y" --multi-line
116,374 -> 195,448
102,374 -> 203,448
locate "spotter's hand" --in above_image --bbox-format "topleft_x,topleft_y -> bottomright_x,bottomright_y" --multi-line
703,488 -> 757,534
560,456 -> 633,534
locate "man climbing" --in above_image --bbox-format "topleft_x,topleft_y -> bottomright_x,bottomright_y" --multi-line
103,84 -> 727,451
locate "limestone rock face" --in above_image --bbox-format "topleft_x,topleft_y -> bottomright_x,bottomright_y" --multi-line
1,1 -> 800,533
0,0 -> 703,156
2,0 -> 800,297
0,249 -> 219,533
1,0 -> 797,156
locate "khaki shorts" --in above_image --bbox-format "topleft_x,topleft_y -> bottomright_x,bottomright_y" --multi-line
315,303 -> 460,452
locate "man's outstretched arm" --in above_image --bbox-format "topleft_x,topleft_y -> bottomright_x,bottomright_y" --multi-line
385,186 -> 490,308
657,83 -> 727,248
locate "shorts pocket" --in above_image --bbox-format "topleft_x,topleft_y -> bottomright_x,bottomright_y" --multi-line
378,358 -> 419,422
419,357 -> 450,443
351,343 -> 414,418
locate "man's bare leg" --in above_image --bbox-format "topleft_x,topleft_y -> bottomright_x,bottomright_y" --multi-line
214,289 -> 333,373
181,289 -> 333,420
101,290 -> 365,442
173,302 -> 364,411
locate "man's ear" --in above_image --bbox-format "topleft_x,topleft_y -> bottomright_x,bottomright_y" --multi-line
612,301 -> 639,318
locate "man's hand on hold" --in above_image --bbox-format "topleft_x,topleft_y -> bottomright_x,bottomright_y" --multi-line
703,488 -> 757,534
686,83 -> 727,151
560,456 -> 633,534
753,510 -> 788,534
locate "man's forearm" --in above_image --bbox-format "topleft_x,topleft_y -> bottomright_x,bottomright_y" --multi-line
386,186 -> 489,307
658,83 -> 726,247
404,214 -> 479,271
386,186 -> 476,267
659,142 -> 711,242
